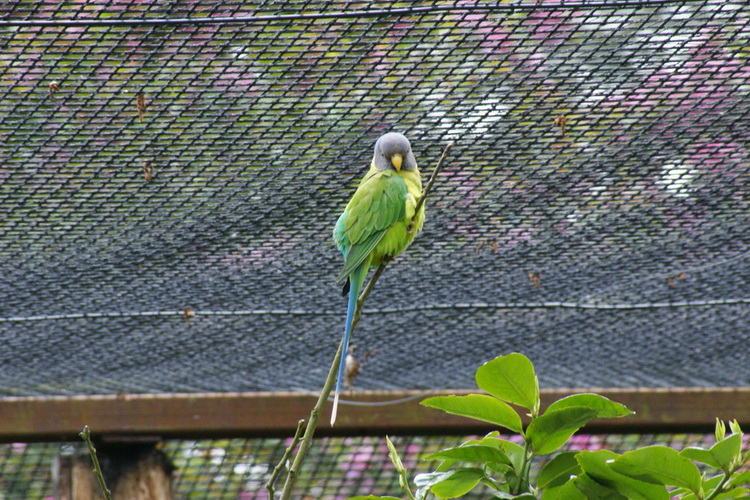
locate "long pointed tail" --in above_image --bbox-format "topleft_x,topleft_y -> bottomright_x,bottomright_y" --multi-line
331,265 -> 366,426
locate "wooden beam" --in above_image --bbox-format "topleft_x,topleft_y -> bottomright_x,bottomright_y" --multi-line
0,388 -> 747,443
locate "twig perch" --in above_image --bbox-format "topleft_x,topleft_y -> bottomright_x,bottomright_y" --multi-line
408,141 -> 452,233
266,419 -> 305,500
278,337 -> 344,499
79,425 -> 112,500
276,141 -> 453,500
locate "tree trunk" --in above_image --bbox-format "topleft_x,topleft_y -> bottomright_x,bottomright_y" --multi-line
57,442 -> 174,499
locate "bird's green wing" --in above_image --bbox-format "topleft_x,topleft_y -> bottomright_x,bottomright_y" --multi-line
336,171 -> 407,283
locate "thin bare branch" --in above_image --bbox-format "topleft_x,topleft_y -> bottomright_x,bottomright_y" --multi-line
279,339 -> 342,499
267,419 -> 305,500
79,426 -> 112,500
408,141 -> 453,233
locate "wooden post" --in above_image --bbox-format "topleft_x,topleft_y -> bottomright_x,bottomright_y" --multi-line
56,441 -> 174,499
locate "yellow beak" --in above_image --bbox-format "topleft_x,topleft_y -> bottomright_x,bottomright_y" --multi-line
391,153 -> 403,171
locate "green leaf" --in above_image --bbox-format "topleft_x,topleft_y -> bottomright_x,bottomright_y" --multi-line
681,447 -> 723,469
386,436 -> 413,495
480,436 -> 526,472
424,468 -> 486,499
710,432 -> 743,471
433,461 -> 456,473
526,407 -> 598,455
572,473 -> 628,499
703,473 -> 727,490
421,394 -> 523,433
475,353 -> 539,412
577,450 -> 670,500
716,418 -> 727,442
575,449 -> 618,475
728,419 -> 743,436
541,477 -> 589,500
346,496 -> 404,500
426,444 -> 511,465
487,493 -> 515,499
612,446 -> 702,495
698,473 -> 750,499
488,493 -> 536,500
713,487 -> 750,499
455,435 -> 527,488
415,471 -> 440,499
537,451 -> 581,490
483,490 -> 528,499
484,460 -> 514,477
545,394 -> 633,419
730,470 -> 750,487
415,470 -> 482,498
714,488 -> 750,500
682,433 -> 743,472
386,436 -> 406,473
687,475 -> 750,500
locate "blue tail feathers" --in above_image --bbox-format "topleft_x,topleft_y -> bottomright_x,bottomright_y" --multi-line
331,264 -> 367,426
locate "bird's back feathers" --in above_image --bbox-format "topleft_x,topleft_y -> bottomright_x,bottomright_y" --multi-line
334,168 -> 409,283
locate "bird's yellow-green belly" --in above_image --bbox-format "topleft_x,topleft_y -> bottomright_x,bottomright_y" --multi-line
370,206 -> 425,266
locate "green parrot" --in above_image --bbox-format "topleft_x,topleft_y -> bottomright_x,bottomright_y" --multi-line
331,132 -> 425,425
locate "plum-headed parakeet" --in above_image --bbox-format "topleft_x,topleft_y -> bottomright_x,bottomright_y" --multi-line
331,132 -> 425,425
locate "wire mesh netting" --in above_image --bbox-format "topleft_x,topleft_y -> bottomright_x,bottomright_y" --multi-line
1,434 -> 748,499
1,0 -> 749,397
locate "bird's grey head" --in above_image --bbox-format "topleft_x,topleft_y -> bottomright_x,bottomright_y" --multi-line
373,132 -> 417,172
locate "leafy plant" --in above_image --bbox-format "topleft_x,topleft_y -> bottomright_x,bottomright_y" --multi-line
349,353 -> 750,500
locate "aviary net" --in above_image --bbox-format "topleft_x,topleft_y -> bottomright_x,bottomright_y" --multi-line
1,0 -> 749,397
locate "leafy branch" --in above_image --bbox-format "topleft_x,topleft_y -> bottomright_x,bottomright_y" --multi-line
353,353 -> 750,500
